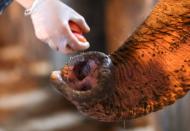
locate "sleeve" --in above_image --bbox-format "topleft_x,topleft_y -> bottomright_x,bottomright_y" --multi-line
0,0 -> 12,14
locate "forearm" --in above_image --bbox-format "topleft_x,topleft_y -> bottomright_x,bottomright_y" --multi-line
14,0 -> 34,8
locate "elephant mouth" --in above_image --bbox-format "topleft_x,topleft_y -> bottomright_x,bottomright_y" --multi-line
50,51 -> 113,102
60,56 -> 99,92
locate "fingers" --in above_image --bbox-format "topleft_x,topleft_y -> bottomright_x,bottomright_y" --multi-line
35,21 -> 90,54
47,36 -> 76,54
66,4 -> 90,33
47,38 -> 90,55
71,16 -> 90,33
63,23 -> 90,51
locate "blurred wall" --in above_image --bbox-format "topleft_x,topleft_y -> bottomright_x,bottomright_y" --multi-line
105,0 -> 157,53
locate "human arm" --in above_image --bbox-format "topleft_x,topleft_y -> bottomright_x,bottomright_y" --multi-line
13,0 -> 90,54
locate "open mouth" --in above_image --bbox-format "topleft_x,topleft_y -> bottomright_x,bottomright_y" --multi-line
51,51 -> 113,102
60,55 -> 100,92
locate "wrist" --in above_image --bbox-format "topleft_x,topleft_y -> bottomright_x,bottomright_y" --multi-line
24,0 -> 46,16
15,0 -> 34,8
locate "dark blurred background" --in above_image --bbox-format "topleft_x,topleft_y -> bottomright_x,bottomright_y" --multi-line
0,0 -> 189,131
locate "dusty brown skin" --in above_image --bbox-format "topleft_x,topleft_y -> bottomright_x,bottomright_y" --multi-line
51,0 -> 190,122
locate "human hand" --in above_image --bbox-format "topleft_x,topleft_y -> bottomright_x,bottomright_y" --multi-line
25,0 -> 90,54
